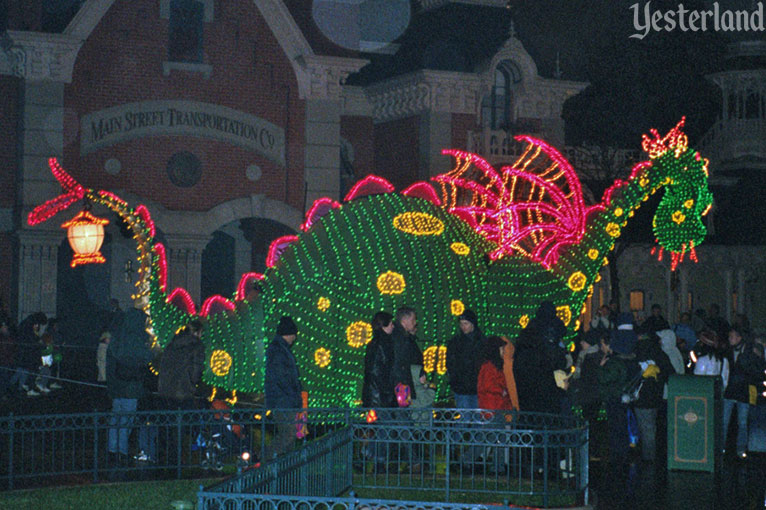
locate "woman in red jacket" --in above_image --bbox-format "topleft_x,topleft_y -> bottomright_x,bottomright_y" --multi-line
477,336 -> 512,474
478,336 -> 513,411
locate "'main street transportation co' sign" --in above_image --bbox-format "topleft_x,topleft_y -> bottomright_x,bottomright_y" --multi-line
80,100 -> 285,166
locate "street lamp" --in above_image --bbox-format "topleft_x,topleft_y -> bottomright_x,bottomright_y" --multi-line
61,204 -> 110,268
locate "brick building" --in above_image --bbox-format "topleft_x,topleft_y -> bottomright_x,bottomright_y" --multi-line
0,0 -> 585,330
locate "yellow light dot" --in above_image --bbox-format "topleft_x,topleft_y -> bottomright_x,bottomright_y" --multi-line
556,305 -> 572,326
588,249 -> 599,260
450,242 -> 470,255
568,271 -> 587,292
614,207 -> 623,217
519,314 -> 530,328
346,321 -> 373,348
210,349 -> 232,377
595,273 -> 602,282
377,271 -> 406,295
639,176 -> 649,188
574,320 -> 581,331
606,222 -> 620,237
314,347 -> 331,368
671,211 -> 686,224
437,346 -> 447,375
684,199 -> 694,209
450,299 -> 465,315
317,296 -> 330,312
393,211 -> 445,236
423,346 -> 437,373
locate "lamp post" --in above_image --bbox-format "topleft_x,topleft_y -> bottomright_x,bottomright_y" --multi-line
61,204 -> 110,268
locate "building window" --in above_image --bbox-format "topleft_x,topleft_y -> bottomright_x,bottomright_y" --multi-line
629,290 -> 644,312
168,0 -> 204,63
482,60 -> 522,130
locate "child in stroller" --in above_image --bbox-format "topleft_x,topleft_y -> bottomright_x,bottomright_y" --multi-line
194,399 -> 253,471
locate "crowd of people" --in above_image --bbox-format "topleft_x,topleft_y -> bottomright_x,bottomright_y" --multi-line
2,294 -> 765,472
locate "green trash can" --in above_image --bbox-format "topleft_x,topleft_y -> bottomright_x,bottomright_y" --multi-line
667,374 -> 722,472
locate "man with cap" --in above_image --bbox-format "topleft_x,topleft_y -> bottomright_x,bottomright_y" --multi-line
264,316 -> 302,459
446,309 -> 487,410
446,309 -> 487,467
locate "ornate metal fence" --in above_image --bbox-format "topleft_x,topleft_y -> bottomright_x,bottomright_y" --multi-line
198,409 -> 589,509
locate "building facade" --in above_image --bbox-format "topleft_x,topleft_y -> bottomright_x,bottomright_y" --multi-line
1,0 -> 763,335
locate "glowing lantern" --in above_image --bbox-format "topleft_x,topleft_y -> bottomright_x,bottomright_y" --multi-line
61,209 -> 109,267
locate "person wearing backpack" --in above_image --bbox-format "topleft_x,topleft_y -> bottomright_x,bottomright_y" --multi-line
106,306 -> 153,466
633,331 -> 673,462
158,319 -> 205,409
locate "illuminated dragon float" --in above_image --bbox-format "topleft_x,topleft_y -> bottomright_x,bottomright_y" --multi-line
29,119 -> 713,407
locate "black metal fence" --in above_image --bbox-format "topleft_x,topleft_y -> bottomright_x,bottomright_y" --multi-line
199,409 -> 589,509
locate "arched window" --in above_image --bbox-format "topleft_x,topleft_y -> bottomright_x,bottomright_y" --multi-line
482,60 -> 522,130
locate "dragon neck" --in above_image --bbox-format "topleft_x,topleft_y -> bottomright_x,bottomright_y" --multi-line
555,157 -> 669,311
83,188 -> 179,345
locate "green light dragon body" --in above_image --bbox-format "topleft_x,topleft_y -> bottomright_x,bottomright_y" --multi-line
30,119 -> 713,406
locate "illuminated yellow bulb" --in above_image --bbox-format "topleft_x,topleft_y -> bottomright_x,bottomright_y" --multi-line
588,249 -> 599,260
423,346 -> 437,373
317,296 -> 330,312
210,349 -> 233,376
314,347 -> 331,368
437,346 -> 447,375
568,271 -> 587,292
377,271 -> 406,295
450,299 -> 465,315
671,211 -> 686,224
450,242 -> 470,255
392,211 -> 444,236
605,223 -> 620,238
519,314 -> 530,328
346,321 -> 372,348
684,199 -> 694,209
556,305 -> 572,326
614,207 -> 623,217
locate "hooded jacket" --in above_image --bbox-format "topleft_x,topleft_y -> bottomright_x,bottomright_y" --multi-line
158,329 -> 205,402
611,313 -> 638,355
657,329 -> 685,375
264,334 -> 303,409
106,308 -> 153,400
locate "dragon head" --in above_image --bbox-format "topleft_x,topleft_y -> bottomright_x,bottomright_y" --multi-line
642,118 -> 713,269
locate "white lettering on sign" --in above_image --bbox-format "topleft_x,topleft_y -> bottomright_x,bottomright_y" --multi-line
81,100 -> 285,166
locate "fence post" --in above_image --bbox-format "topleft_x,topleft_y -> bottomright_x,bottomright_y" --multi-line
444,416 -> 450,502
93,410 -> 99,483
176,410 -> 183,479
8,413 -> 14,490
543,430 -> 549,509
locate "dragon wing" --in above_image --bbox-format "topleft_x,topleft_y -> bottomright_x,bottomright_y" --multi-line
434,137 -> 587,268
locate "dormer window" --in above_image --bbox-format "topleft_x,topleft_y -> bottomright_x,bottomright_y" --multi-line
168,0 -> 204,63
483,60 -> 522,130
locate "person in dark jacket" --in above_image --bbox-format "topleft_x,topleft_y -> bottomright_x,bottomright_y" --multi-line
513,301 -> 568,414
9,312 -> 47,396
361,311 -> 396,468
106,306 -> 153,463
597,334 -> 631,463
362,312 -> 396,408
611,312 -> 638,356
158,319 -> 205,409
722,327 -> 760,458
264,316 -> 302,459
391,306 -> 423,403
633,331 -> 673,461
641,304 -> 671,334
446,309 -> 487,409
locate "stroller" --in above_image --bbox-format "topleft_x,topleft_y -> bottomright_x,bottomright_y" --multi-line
194,399 -> 252,471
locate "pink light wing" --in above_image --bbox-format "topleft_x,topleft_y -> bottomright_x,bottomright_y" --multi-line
166,287 -> 196,316
236,272 -> 265,301
27,192 -> 80,226
153,242 -> 168,292
301,197 -> 341,232
201,295 -> 236,317
401,182 -> 441,206
343,175 -> 395,202
266,235 -> 299,268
